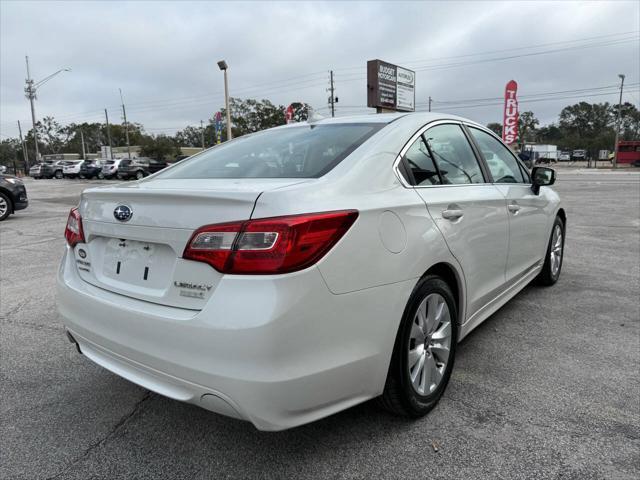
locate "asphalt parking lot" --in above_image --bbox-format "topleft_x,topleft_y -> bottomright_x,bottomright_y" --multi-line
1,172 -> 639,480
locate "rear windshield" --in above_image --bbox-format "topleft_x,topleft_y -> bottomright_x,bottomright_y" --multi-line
120,160 -> 131,166
155,123 -> 383,179
105,161 -> 116,165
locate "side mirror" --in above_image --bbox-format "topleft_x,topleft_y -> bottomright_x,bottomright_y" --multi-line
531,166 -> 555,195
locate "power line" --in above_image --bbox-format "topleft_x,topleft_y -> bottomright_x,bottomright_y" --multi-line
330,30 -> 640,73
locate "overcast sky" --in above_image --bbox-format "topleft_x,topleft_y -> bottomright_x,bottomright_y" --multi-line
1,0 -> 639,140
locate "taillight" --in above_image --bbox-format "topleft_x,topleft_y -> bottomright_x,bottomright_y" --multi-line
65,207 -> 85,247
183,210 -> 358,274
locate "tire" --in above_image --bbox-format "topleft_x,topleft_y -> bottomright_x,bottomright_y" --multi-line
379,275 -> 458,417
0,192 -> 13,221
97,172 -> 104,180
536,216 -> 565,286
54,170 -> 63,179
135,170 -> 145,180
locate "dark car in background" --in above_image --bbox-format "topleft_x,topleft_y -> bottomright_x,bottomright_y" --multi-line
29,160 -> 66,179
0,174 -> 28,221
79,159 -> 106,179
117,157 -> 167,180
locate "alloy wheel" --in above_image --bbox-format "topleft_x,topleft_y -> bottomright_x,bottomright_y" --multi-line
0,196 -> 8,218
550,224 -> 563,277
408,293 -> 452,395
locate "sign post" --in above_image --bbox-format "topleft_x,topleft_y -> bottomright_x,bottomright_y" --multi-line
502,80 -> 519,146
367,59 -> 415,113
214,111 -> 222,144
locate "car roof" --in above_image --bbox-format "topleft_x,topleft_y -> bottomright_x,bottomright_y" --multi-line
288,111 -> 480,127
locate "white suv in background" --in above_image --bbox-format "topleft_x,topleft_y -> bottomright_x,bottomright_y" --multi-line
101,159 -> 123,178
63,160 -> 84,178
58,113 -> 565,430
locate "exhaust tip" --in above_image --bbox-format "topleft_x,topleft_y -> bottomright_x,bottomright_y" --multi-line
65,330 -> 82,354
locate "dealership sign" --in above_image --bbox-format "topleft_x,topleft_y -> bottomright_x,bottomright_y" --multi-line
502,80 -> 519,145
367,59 -> 415,112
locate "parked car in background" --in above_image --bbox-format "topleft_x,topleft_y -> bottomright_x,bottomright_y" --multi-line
58,112 -> 565,430
558,151 -> 571,161
101,159 -> 123,179
63,160 -> 85,178
29,160 -> 66,179
79,159 -> 106,179
0,173 -> 28,221
571,149 -> 587,161
117,157 -> 168,180
0,165 -> 7,174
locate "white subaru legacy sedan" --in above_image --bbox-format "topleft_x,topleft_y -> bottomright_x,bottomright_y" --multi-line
57,113 -> 565,430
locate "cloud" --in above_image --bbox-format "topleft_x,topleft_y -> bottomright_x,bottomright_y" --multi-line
1,0 -> 638,139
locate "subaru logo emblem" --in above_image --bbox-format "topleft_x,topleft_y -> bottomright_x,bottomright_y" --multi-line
114,205 -> 133,222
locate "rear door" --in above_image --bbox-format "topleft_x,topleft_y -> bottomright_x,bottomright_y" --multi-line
404,122 -> 510,318
466,126 -> 549,284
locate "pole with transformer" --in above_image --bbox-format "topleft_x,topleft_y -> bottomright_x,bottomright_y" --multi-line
17,121 -> 29,171
23,56 -> 71,162
613,74 -> 625,169
428,96 -> 432,112
329,70 -> 335,117
24,56 -> 39,162
104,109 -> 113,159
119,89 -> 132,159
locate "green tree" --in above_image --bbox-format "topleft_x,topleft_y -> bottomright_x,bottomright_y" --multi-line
558,102 -> 615,155
486,122 -> 503,137
220,97 -> 286,138
290,102 -> 312,122
0,138 -> 23,172
175,125 -> 204,148
139,134 -> 180,160
518,111 -> 539,144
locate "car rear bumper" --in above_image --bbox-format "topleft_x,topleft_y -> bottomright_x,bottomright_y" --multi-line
57,247 -> 413,430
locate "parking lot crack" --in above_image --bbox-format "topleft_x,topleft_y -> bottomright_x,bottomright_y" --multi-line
45,391 -> 153,480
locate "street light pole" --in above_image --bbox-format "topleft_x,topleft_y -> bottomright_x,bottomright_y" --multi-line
217,60 -> 232,141
613,74 -> 625,169
24,56 -> 71,163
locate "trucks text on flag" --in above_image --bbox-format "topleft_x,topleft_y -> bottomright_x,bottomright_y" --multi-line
502,80 -> 518,145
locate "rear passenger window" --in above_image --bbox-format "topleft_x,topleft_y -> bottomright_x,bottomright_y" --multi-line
403,136 -> 441,186
468,127 -> 526,183
423,124 -> 484,184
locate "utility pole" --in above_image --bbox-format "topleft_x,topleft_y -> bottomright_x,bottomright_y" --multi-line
613,74 -> 625,169
428,96 -> 432,112
119,88 -> 131,159
24,56 -> 39,162
17,121 -> 29,170
23,57 -> 71,162
104,109 -> 113,159
328,70 -> 335,117
80,129 -> 86,160
200,120 -> 205,149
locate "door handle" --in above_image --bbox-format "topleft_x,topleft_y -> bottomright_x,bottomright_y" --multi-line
508,203 -> 521,214
442,209 -> 464,220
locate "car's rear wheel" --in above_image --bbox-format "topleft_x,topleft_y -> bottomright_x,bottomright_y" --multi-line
97,172 -> 104,180
0,192 -> 13,221
536,216 -> 565,286
379,275 -> 457,417
136,170 -> 145,180
54,170 -> 63,179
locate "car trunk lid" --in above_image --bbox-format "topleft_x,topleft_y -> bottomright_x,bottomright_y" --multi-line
74,178 -> 308,309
